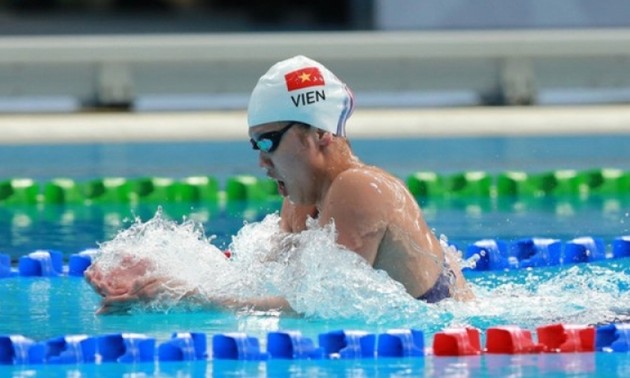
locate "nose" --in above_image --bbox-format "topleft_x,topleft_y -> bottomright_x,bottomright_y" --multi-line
258,152 -> 273,168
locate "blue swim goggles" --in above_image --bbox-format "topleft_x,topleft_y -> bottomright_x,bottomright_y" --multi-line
250,122 -> 298,153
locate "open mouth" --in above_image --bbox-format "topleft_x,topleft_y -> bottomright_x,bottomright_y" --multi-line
277,180 -> 288,197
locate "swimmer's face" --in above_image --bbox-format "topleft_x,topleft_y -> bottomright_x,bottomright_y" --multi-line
249,122 -> 319,204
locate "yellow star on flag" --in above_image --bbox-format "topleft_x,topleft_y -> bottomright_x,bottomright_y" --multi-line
298,72 -> 312,82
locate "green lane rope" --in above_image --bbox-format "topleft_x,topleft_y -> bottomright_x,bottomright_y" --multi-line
0,168 -> 628,206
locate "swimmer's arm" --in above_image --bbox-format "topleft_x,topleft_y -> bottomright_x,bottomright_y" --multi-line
182,287 -> 294,313
318,172 -> 386,265
96,278 -> 294,314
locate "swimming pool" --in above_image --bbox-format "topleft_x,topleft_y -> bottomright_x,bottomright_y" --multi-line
1,134 -> 630,376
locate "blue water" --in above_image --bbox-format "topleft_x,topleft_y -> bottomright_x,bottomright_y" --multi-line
2,258 -> 630,340
1,256 -> 630,376
2,352 -> 628,377
2,135 -> 630,181
2,135 -> 630,376
2,195 -> 629,260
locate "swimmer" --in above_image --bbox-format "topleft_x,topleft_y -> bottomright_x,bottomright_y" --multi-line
86,55 -> 473,314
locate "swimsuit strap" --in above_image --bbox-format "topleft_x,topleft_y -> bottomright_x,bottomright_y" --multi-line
417,265 -> 455,303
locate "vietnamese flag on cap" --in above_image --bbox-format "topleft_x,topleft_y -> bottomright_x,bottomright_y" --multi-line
284,67 -> 325,91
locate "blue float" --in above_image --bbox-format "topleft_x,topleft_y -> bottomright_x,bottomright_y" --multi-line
266,331 -> 323,360
319,330 -> 376,359
158,332 -> 207,361
45,335 -> 97,364
97,333 -> 155,363
595,323 -> 630,352
212,333 -> 267,360
0,335 -> 40,365
563,236 -> 606,264
510,238 -> 563,268
465,239 -> 511,271
613,236 -> 630,258
68,249 -> 97,276
18,250 -> 63,277
377,329 -> 424,358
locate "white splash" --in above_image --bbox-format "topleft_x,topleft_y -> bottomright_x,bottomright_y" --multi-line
92,209 -> 630,330
440,263 -> 630,332
92,209 -> 432,322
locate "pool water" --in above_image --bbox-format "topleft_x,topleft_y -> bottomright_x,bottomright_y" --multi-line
1,245 -> 630,376
2,352 -> 627,377
2,194 -> 629,260
2,248 -> 630,338
2,135 -> 630,182
1,135 -> 630,376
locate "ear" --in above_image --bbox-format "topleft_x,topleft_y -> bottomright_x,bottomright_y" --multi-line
317,131 -> 334,146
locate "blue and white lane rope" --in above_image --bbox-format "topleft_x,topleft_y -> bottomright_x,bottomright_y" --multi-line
1,235 -> 629,278
1,324 -> 630,365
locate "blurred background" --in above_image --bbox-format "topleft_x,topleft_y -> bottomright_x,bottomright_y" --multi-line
1,0 -> 630,256
1,1 -> 630,180
2,0 -> 630,34
1,0 -> 630,113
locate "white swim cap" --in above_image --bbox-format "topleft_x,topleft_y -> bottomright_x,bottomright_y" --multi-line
248,55 -> 354,137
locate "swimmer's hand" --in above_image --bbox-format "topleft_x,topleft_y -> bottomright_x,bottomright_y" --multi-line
96,276 -> 169,315
85,255 -> 295,315
85,255 -> 167,314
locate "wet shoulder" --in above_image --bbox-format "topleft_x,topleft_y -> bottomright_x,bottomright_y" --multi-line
332,166 -> 404,196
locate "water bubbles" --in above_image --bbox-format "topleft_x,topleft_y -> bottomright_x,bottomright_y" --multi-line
89,208 -> 630,332
90,210 -> 427,322
454,263 -> 630,330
